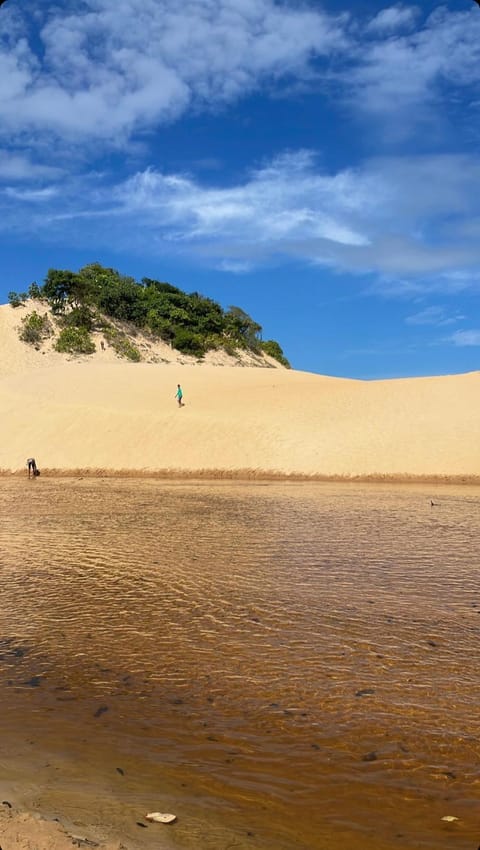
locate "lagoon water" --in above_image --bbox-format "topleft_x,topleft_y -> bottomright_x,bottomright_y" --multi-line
1,478 -> 480,850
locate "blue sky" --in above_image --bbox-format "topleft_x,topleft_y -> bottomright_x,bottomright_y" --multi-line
1,0 -> 480,378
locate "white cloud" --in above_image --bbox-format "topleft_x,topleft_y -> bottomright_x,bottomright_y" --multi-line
0,0 -> 347,143
3,186 -> 59,201
0,1 -> 479,160
405,306 -> 464,326
2,148 -> 480,289
0,151 -> 62,180
449,330 -> 480,347
216,259 -> 253,273
366,5 -> 418,34
349,6 -> 480,120
112,151 -> 371,249
122,145 -> 479,287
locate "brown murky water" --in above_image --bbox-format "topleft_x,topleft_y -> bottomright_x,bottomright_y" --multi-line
1,478 -> 480,850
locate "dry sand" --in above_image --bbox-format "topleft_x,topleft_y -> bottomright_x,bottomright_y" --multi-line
1,302 -> 479,480
0,803 -> 124,850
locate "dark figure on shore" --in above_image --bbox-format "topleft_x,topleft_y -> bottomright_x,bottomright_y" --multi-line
27,458 -> 39,478
175,384 -> 184,407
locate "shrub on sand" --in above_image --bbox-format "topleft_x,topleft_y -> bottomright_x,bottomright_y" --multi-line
55,326 -> 96,355
19,311 -> 53,345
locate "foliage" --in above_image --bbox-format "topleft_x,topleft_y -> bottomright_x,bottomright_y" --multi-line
224,306 -> 262,350
13,262 -> 288,363
8,291 -> 27,308
58,305 -> 95,331
102,325 -> 141,361
43,269 -> 79,313
55,326 -> 96,355
261,340 -> 291,368
19,311 -> 53,345
172,327 -> 205,357
28,282 -> 42,300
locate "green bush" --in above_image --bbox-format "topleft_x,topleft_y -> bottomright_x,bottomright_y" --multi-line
103,325 -> 141,361
8,291 -> 27,308
261,340 -> 291,368
173,328 -> 206,357
59,306 -> 95,330
28,282 -> 42,300
55,326 -> 96,354
19,311 -> 53,345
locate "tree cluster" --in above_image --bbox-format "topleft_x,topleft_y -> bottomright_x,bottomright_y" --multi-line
9,263 -> 290,366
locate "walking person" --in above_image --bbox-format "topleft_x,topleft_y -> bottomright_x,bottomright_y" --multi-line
175,384 -> 184,407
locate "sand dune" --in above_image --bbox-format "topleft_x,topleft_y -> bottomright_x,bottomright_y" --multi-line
1,303 -> 479,480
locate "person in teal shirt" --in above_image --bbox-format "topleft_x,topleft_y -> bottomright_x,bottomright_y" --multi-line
175,384 -> 183,407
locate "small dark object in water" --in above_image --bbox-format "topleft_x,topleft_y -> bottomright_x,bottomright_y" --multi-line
2,800 -> 12,808
136,822 -> 148,828
116,767 -> 124,776
93,705 -> 109,718
355,688 -> 375,697
24,676 -> 42,687
362,751 -> 378,762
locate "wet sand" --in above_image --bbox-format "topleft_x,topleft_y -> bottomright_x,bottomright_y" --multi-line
1,478 -> 480,850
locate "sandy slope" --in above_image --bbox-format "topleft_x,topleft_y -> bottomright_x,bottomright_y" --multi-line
1,304 -> 479,479
0,300 -> 281,375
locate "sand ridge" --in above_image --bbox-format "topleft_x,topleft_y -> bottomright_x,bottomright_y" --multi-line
0,303 -> 479,479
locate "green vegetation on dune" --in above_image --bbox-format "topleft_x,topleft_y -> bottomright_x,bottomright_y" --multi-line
9,264 -> 290,366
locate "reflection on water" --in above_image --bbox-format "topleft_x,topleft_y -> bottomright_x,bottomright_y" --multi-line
1,478 -> 480,849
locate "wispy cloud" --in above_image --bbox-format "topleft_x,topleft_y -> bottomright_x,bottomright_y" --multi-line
448,330 -> 480,347
348,5 -> 480,126
3,186 -> 59,201
405,306 -> 464,326
365,5 -> 419,34
0,151 -> 62,181
2,148 -> 479,288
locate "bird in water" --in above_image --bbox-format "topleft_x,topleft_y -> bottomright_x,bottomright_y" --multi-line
430,500 -> 437,507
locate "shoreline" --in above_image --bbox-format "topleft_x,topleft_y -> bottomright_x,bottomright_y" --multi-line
2,468 -> 480,485
0,803 -> 125,850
